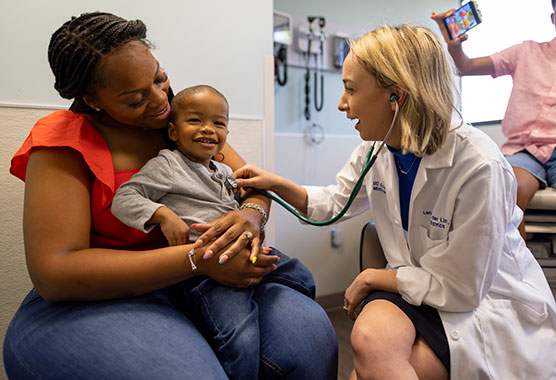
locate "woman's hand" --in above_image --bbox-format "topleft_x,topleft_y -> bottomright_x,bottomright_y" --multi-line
192,207 -> 266,264
344,269 -> 398,321
233,164 -> 282,191
344,270 -> 374,321
197,244 -> 279,288
430,10 -> 469,45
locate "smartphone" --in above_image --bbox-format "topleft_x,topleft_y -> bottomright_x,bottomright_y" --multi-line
443,1 -> 482,40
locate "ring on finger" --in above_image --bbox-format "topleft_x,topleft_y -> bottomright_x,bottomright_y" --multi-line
245,231 -> 254,240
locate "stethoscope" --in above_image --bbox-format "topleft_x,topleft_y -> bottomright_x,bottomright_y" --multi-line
225,95 -> 400,226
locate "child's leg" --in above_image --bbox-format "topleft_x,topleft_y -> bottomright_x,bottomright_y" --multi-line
505,150 -> 544,241
259,247 -> 316,299
184,278 -> 259,380
513,167 -> 541,240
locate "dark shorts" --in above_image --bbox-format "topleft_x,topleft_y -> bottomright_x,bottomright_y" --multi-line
362,290 -> 450,372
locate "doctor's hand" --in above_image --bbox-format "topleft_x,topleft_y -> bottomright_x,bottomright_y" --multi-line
235,164 -> 309,218
430,10 -> 469,45
344,268 -> 399,321
233,164 -> 283,191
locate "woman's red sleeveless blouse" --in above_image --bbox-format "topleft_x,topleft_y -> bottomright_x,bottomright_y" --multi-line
10,110 -> 166,250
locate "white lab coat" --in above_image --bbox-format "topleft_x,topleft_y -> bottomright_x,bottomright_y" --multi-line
305,123 -> 556,379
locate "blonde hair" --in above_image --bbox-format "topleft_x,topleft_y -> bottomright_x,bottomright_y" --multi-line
350,25 -> 459,155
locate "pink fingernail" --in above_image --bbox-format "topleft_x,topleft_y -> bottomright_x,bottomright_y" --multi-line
219,255 -> 229,264
203,250 -> 213,260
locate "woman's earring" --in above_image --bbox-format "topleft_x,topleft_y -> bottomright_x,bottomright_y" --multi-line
95,108 -> 101,112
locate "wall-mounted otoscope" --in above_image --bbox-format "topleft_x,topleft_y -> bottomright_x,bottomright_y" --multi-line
304,16 -> 326,121
314,17 -> 325,112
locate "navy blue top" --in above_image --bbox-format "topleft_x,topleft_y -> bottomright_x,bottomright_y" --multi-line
388,147 -> 422,231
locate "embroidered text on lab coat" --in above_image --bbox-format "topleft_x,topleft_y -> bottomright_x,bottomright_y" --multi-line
373,181 -> 386,194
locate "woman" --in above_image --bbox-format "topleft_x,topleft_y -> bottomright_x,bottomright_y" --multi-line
235,25 -> 556,379
3,12 -> 337,379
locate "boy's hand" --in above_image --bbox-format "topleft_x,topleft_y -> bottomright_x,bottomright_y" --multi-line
152,207 -> 190,246
431,10 -> 469,45
160,217 -> 190,246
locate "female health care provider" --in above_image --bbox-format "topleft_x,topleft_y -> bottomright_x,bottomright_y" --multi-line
234,24 -> 556,380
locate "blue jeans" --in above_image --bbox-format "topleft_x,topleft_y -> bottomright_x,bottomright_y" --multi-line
505,147 -> 556,189
183,249 -> 316,380
3,249 -> 337,380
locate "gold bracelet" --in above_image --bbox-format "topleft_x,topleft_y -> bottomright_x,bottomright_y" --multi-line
239,203 -> 268,228
188,248 -> 198,275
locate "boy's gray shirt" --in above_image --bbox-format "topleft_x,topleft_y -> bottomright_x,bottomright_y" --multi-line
112,149 -> 239,242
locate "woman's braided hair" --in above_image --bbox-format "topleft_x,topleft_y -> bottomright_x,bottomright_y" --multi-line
48,11 -> 148,113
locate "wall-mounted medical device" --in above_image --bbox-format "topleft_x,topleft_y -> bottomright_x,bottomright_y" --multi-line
304,122 -> 325,146
297,16 -> 327,120
296,16 -> 326,55
273,10 -> 292,86
273,10 -> 292,45
333,34 -> 350,68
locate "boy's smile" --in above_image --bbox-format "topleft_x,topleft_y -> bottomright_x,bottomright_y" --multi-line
168,91 -> 229,169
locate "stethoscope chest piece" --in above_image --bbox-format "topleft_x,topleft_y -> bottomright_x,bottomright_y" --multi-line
224,175 -> 238,192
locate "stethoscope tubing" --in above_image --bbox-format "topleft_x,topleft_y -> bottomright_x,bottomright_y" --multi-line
255,101 -> 399,226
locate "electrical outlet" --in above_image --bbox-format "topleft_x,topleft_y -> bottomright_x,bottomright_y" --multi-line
331,227 -> 342,247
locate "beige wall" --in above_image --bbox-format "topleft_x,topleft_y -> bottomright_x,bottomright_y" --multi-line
1,107 -> 53,378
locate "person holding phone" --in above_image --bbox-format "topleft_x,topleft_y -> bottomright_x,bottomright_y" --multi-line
234,24 -> 556,380
432,1 -> 556,241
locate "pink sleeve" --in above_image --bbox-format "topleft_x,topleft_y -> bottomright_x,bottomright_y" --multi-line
489,42 -> 528,78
